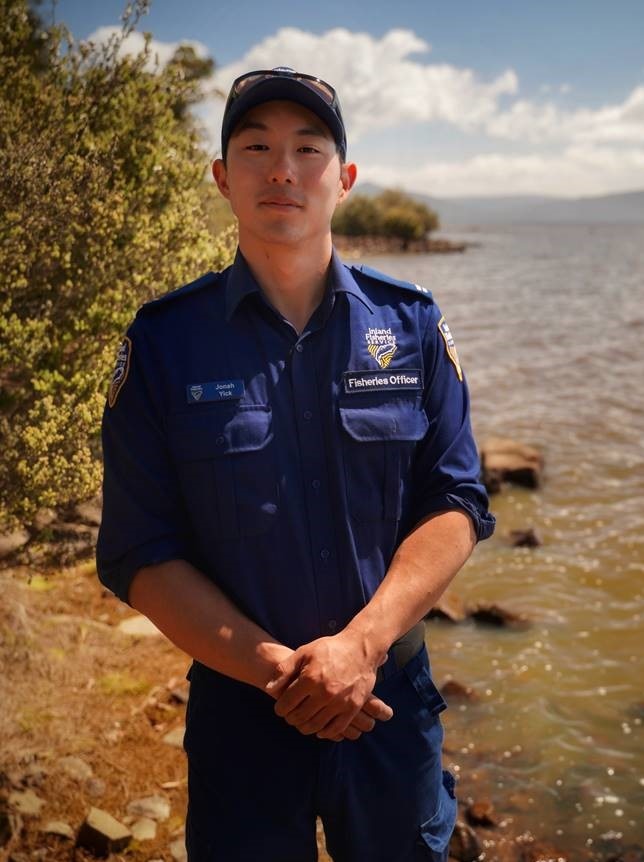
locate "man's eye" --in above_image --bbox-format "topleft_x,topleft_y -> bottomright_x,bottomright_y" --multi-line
299,146 -> 320,154
245,144 -> 268,151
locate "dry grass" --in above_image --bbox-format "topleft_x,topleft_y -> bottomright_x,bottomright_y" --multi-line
0,560 -> 332,861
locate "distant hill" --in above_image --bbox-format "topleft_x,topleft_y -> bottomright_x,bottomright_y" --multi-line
356,184 -> 644,226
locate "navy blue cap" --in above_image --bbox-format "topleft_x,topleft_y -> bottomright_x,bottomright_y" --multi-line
221,67 -> 347,161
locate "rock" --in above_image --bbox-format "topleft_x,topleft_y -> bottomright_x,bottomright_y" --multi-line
465,798 -> 497,827
74,497 -> 102,526
449,819 -> 482,862
480,436 -> 543,491
85,776 -> 107,798
57,755 -> 93,781
7,789 -> 45,817
117,614 -> 163,637
50,521 -> 97,540
169,684 -> 190,705
0,529 -> 30,560
76,807 -> 131,856
32,508 -> 57,532
0,803 -> 22,848
41,820 -> 74,839
162,726 -> 185,748
509,528 -> 542,548
426,591 -> 466,623
130,817 -> 157,841
603,846 -> 644,862
468,602 -> 531,629
126,795 -> 170,822
169,837 -> 188,861
440,679 -> 479,702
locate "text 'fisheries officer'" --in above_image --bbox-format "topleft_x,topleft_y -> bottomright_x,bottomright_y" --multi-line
97,66 -> 495,862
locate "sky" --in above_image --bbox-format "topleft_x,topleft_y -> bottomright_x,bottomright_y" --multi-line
51,0 -> 644,199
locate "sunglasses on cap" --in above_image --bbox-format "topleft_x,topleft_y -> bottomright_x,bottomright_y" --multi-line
225,68 -> 339,112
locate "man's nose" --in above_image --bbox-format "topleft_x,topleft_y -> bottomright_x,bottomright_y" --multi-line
268,150 -> 295,184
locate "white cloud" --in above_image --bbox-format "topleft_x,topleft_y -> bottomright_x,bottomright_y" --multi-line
85,25 -> 644,196
86,26 -> 209,72
198,27 -> 643,153
485,84 -> 644,144
357,145 -> 644,198
199,27 -> 518,148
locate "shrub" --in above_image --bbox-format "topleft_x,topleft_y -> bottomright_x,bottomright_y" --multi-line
0,0 -> 235,526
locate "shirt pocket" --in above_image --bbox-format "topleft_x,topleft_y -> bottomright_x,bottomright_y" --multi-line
338,399 -> 428,521
167,405 -> 279,540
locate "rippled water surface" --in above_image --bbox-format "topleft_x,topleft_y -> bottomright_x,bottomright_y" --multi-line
365,224 -> 644,854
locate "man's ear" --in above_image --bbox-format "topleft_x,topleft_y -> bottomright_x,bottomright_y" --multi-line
213,158 -> 230,199
338,161 -> 357,203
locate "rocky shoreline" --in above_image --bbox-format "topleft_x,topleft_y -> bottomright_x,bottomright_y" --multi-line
332,232 -> 474,258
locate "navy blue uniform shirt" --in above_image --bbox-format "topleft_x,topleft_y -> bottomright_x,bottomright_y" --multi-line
96,248 -> 495,648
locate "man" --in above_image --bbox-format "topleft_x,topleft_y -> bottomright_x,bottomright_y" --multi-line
97,67 -> 495,862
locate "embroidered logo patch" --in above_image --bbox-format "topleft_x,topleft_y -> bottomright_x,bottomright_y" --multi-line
108,336 -> 132,408
438,316 -> 463,382
365,327 -> 397,369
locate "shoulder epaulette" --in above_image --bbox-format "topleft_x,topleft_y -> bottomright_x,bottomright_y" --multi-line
138,271 -> 221,314
350,264 -> 433,300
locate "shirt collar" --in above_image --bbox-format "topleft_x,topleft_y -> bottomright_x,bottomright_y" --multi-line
224,245 -> 375,322
328,247 -> 375,314
224,248 -> 263,322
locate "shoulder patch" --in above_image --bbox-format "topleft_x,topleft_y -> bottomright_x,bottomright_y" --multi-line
138,271 -> 220,314
108,336 -> 132,407
438,316 -> 463,382
351,264 -> 433,300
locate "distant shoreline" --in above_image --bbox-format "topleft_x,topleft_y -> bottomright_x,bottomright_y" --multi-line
333,233 -> 475,258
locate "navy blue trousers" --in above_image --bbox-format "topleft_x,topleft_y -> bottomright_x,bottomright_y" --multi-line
183,646 -> 457,861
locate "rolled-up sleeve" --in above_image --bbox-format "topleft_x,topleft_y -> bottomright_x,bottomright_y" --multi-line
407,302 -> 495,542
96,316 -> 189,605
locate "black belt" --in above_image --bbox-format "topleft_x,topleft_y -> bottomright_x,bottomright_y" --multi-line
375,621 -> 426,683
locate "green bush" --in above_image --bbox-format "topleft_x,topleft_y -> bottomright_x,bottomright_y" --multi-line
0,0 -> 235,527
332,187 -> 439,239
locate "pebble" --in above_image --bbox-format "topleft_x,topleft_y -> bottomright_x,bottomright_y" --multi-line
0,530 -> 30,560
85,776 -> 107,798
117,615 -> 163,637
466,798 -> 498,827
76,807 -> 131,856
57,755 -> 93,781
449,820 -> 482,862
162,726 -> 186,748
7,790 -> 45,817
169,837 -> 188,861
130,816 -> 157,841
40,820 -> 74,839
127,795 -> 170,822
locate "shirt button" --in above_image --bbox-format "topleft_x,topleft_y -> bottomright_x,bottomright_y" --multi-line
320,548 -> 330,560
311,479 -> 321,490
216,436 -> 225,445
295,343 -> 304,353
303,410 -> 312,420
328,619 -> 337,632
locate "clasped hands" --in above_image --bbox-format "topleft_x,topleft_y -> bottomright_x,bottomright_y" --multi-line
264,631 -> 394,743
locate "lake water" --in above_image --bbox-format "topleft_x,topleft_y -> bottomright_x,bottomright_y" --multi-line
363,224 -> 644,856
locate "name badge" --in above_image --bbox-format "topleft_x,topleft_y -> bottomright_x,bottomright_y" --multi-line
343,369 -> 423,394
186,380 -> 245,403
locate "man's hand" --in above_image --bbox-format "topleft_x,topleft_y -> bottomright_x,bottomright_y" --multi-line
266,631 -> 393,740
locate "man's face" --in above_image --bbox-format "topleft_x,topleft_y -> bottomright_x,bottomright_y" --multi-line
213,100 -> 356,248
